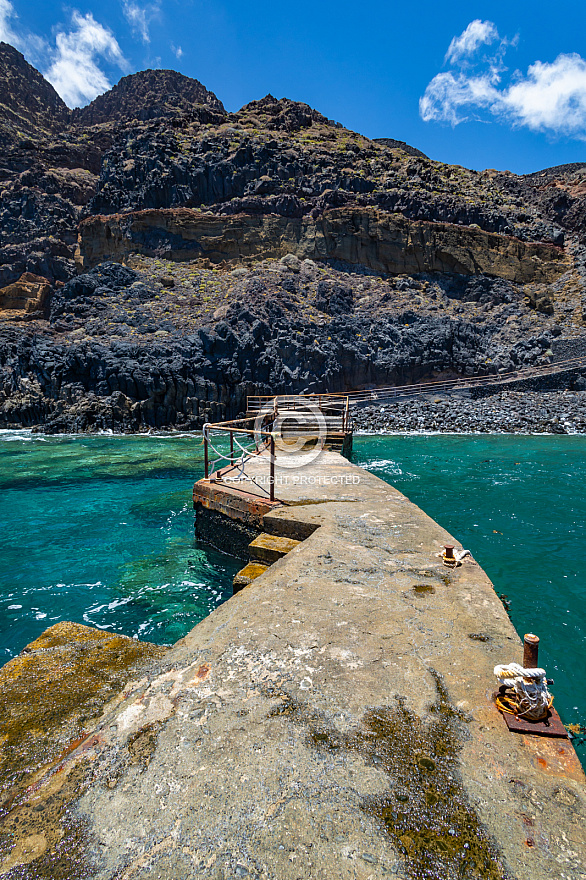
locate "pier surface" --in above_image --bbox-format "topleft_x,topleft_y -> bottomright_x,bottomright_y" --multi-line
1,450 -> 585,879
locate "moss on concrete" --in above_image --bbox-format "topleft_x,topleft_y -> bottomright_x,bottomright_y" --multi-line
233,561 -> 269,591
0,621 -> 166,806
269,673 -> 507,880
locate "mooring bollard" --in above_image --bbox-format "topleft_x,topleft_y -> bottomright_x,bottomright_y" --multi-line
523,633 -> 539,668
442,544 -> 457,567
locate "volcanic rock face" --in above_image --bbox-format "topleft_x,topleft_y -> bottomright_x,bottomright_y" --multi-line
77,207 -> 569,283
0,42 -> 69,137
73,68 -> 226,125
0,48 -> 227,291
0,256 -> 578,434
0,43 -> 584,432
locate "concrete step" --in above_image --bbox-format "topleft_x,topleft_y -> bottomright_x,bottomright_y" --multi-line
262,513 -> 319,542
248,533 -> 301,564
233,562 -> 269,593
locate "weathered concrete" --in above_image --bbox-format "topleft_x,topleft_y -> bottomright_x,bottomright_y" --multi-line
194,477 -> 280,556
0,623 -> 167,878
1,452 -> 585,880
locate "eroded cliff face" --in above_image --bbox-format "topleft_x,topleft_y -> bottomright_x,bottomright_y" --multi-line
72,68 -> 225,126
1,255 -> 582,434
0,41 -> 69,136
77,207 -> 570,284
0,45 -> 584,432
0,45 -> 226,291
0,272 -> 51,315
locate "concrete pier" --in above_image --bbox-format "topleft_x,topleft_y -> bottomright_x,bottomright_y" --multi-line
1,449 -> 585,880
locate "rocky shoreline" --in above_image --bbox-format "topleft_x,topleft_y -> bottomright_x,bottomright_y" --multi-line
352,389 -> 586,434
2,388 -> 584,437
2,256 -> 585,435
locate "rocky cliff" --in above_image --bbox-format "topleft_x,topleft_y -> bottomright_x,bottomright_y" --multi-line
0,42 -> 69,138
0,44 -> 584,431
72,68 -> 225,125
77,207 -> 569,282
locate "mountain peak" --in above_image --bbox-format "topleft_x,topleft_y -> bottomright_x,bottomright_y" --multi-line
236,94 -> 340,131
74,68 -> 226,125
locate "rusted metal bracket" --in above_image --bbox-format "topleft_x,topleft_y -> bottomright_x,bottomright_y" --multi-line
496,696 -> 569,738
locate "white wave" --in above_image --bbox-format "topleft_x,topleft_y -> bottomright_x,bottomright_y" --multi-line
0,429 -> 39,442
365,459 -> 403,473
107,597 -> 132,610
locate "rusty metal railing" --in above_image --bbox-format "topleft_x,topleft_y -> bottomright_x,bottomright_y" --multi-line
202,410 -> 278,502
246,394 -> 349,415
202,394 -> 353,501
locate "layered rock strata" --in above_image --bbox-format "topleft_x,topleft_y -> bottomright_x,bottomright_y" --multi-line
77,207 -> 570,283
0,273 -> 51,316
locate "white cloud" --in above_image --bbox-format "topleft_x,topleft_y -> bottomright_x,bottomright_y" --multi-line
0,3 -> 128,107
445,19 -> 499,64
420,70 -> 500,126
503,54 -> 586,134
171,43 -> 183,59
44,11 -> 128,107
0,0 -> 21,48
0,0 -> 48,60
421,21 -> 586,139
122,0 -> 160,44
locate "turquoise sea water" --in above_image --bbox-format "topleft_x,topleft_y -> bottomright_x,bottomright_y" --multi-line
0,431 -> 584,762
0,431 -> 239,662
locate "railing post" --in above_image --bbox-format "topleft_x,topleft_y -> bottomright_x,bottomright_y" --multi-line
270,434 -> 275,502
204,428 -> 209,479
230,430 -> 234,466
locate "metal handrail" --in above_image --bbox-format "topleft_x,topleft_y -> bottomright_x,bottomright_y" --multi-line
202,409 -> 278,501
245,354 -> 586,411
247,394 -> 348,411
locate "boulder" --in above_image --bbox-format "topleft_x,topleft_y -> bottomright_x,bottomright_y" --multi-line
0,272 -> 51,314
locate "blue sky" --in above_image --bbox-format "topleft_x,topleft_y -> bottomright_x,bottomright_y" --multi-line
1,0 -> 585,174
